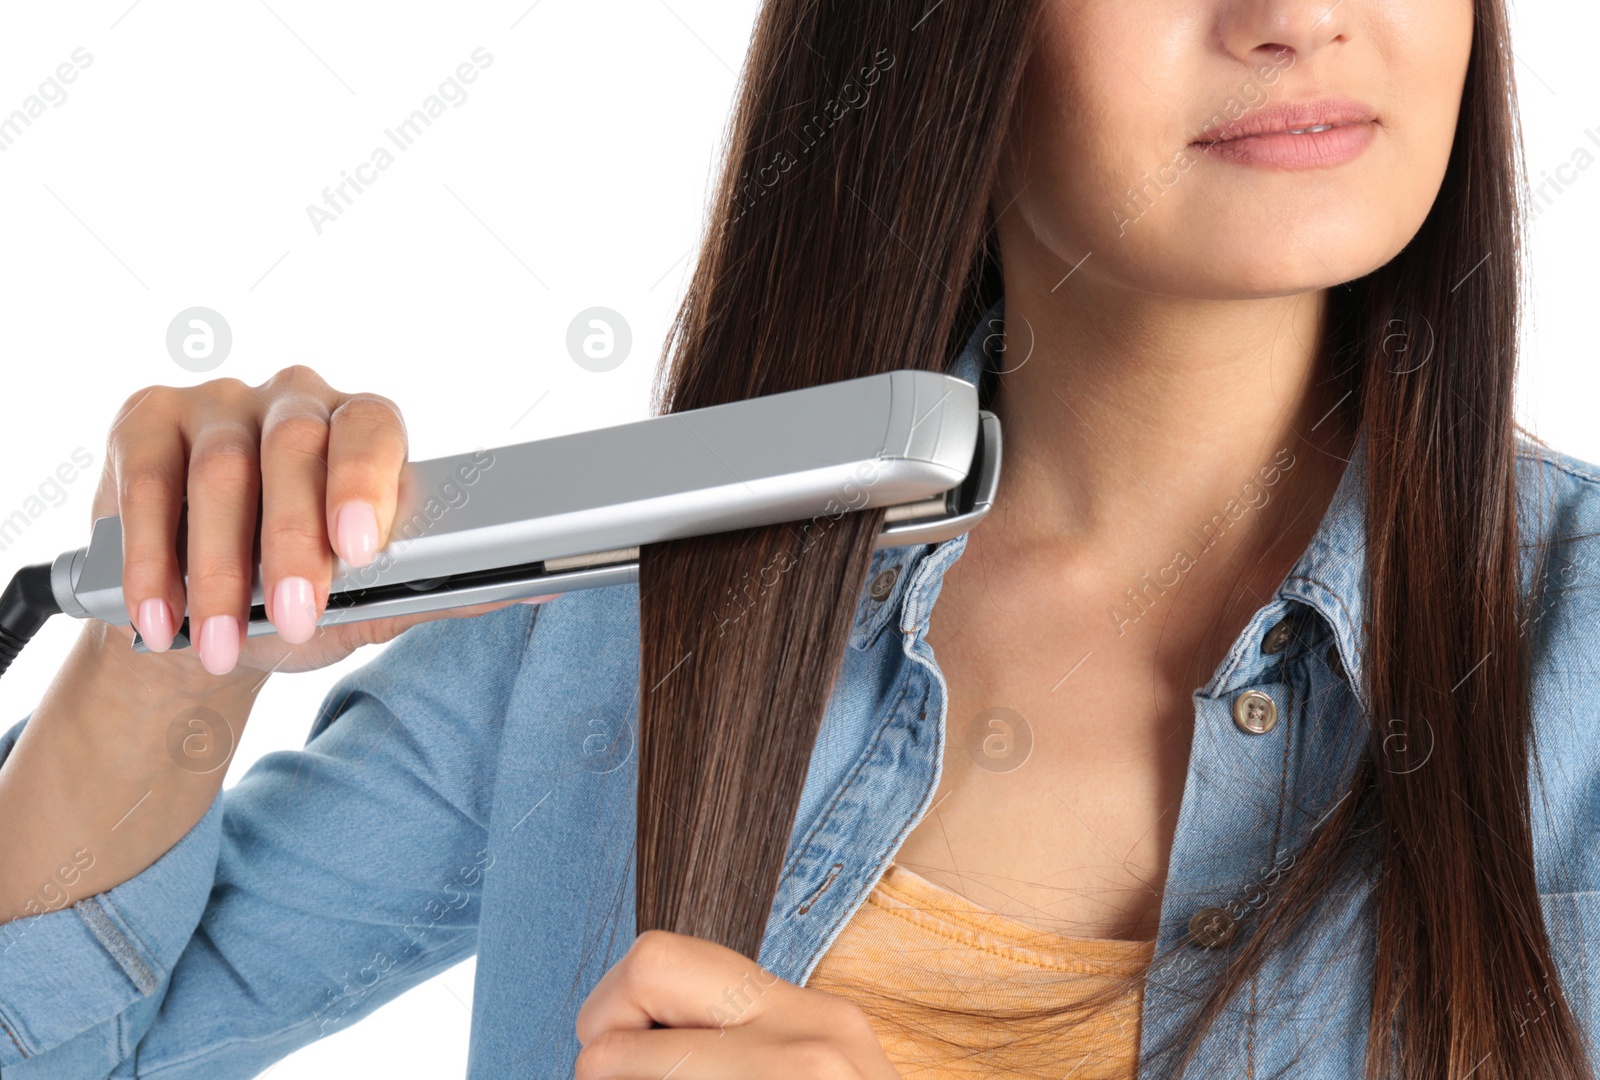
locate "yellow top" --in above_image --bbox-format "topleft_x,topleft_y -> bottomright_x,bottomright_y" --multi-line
807,863 -> 1155,1079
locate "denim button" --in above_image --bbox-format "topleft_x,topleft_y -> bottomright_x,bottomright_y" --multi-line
1261,616 -> 1295,655
1189,906 -> 1237,949
869,566 -> 900,601
1232,689 -> 1278,735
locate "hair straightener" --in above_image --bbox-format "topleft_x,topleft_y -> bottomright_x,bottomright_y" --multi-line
0,369 -> 1000,676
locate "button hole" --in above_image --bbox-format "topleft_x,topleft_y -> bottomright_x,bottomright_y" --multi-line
797,863 -> 844,915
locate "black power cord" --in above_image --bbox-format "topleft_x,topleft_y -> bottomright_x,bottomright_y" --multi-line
0,563 -> 61,679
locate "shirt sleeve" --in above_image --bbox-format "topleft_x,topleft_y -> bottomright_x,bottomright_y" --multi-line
0,601 -> 537,1078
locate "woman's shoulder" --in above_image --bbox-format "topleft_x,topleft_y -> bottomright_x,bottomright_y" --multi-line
1514,435 -> 1600,560
1514,439 -> 1600,898
1513,435 -> 1600,682
1518,435 -> 1600,492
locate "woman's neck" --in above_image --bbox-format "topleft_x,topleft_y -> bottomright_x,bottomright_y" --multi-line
986,241 -> 1358,588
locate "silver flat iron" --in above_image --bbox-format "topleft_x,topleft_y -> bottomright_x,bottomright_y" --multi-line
0,369 -> 999,664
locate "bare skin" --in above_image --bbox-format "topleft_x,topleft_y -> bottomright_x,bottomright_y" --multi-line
0,0 -> 1476,1073
900,357 -> 1353,941
0,367 -> 554,924
893,0 -> 1470,942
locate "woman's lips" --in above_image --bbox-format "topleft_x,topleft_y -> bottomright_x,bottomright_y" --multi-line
1191,120 -> 1378,168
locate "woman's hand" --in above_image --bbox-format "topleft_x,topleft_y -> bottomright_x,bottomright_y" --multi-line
576,929 -> 900,1079
90,364 -> 560,680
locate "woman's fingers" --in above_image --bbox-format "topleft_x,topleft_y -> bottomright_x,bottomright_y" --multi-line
110,386 -> 188,653
576,1025 -> 714,1080
575,1025 -> 857,1080
96,364 -> 435,678
577,930 -> 784,1043
576,930 -> 895,1080
101,361 -> 536,674
183,386 -> 264,675
325,392 -> 408,569
257,378 -> 336,646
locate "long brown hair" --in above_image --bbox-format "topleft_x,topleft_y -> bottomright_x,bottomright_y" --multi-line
631,2 -> 1594,1077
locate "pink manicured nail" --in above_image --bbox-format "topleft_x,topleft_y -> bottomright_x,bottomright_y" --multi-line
272,576 -> 318,644
197,614 -> 241,676
518,594 -> 562,605
337,502 -> 380,567
136,597 -> 176,653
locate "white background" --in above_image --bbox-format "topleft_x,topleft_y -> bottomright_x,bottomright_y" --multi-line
0,1 -> 1595,1076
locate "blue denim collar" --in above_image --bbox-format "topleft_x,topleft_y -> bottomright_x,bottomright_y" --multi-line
1276,428 -> 1369,706
942,296 -> 996,388
855,294 -> 1371,702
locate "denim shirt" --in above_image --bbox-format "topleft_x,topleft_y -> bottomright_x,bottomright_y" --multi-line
2,303 -> 1598,1079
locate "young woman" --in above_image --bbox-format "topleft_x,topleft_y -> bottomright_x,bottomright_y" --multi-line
2,1 -> 1596,1077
